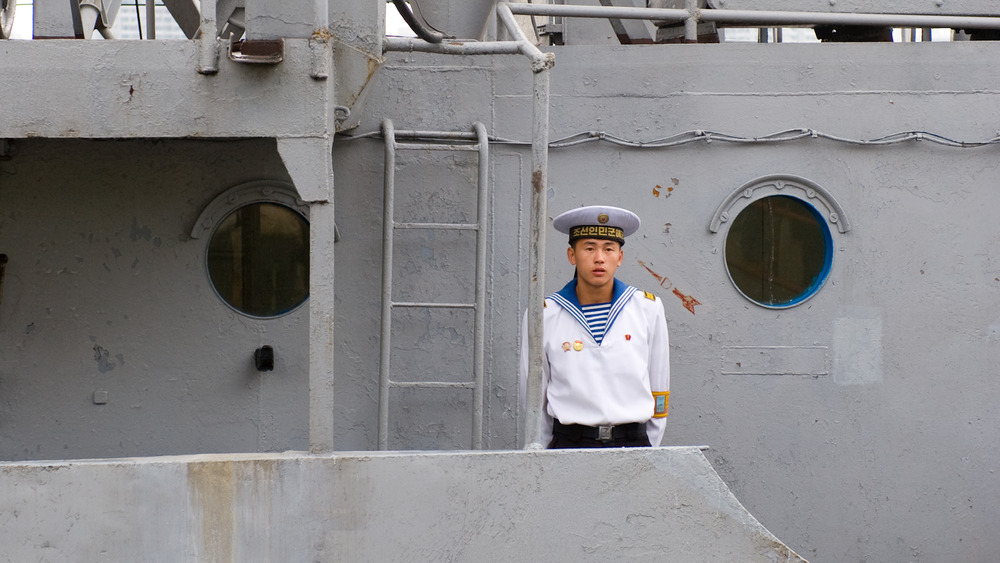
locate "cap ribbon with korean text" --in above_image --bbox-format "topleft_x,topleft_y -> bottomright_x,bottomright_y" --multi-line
552,205 -> 641,247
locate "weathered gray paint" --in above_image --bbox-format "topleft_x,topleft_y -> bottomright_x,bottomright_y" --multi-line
3,3 -> 1000,562
336,41 -> 1000,561
0,138 -> 310,458
0,448 -> 804,562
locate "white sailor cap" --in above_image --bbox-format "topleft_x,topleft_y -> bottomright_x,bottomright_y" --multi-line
552,205 -> 641,246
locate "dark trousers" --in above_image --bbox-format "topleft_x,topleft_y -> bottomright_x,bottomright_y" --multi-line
548,420 -> 651,449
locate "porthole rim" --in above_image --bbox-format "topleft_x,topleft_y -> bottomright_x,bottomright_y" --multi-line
195,181 -> 310,319
722,193 -> 835,310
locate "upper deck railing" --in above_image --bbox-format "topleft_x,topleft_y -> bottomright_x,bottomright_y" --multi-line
7,1 -> 1000,43
507,1 -> 1000,43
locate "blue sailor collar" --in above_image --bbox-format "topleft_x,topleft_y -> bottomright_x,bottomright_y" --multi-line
548,278 -> 638,344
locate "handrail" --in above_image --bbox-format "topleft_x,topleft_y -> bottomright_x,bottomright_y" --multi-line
506,1 -> 1000,42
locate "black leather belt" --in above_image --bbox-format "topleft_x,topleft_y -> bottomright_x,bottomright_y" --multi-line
553,420 -> 644,443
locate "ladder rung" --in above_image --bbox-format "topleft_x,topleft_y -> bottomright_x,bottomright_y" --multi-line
393,130 -> 479,141
390,381 -> 476,389
393,301 -> 475,309
394,222 -> 479,230
396,142 -> 480,152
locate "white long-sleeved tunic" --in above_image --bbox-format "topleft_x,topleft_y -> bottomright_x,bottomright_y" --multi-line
519,278 -> 670,446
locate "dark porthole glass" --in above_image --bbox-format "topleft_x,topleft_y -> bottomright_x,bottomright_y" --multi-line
207,202 -> 309,317
724,195 -> 833,308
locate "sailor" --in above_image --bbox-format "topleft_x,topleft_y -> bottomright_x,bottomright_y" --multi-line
519,205 -> 670,448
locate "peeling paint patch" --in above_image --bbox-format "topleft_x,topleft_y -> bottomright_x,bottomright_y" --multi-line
129,218 -> 153,242
93,345 -> 117,373
652,178 -> 678,198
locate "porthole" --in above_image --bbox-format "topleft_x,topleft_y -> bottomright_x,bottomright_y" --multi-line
191,181 -> 311,318
206,202 -> 309,317
724,195 -> 832,308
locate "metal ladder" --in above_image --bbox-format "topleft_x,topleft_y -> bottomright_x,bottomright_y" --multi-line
378,119 -> 489,450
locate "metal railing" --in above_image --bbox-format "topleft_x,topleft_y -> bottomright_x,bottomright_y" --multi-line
507,1 -> 1000,42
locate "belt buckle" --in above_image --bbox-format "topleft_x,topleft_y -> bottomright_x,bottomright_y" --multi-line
597,425 -> 614,442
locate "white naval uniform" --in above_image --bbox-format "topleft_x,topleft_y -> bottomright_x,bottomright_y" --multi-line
519,278 -> 670,446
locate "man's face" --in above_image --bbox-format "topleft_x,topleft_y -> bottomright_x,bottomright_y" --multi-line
568,238 -> 623,291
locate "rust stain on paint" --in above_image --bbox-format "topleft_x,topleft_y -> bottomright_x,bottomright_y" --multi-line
532,170 -> 544,193
188,461 -> 236,562
653,178 -> 679,198
637,260 -> 700,314
672,288 -> 701,314
638,259 -> 672,290
652,184 -> 675,198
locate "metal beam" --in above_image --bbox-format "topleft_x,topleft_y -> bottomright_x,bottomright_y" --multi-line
707,0 -> 1000,16
162,0 -> 200,38
506,2 -> 1000,30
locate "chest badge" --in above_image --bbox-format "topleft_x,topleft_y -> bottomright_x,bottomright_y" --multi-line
562,341 -> 572,352
625,334 -> 631,341
573,341 -> 584,351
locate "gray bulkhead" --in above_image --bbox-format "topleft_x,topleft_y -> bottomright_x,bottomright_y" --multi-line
1,1 -> 999,561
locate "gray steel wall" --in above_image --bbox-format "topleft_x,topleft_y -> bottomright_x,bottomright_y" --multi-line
0,448 -> 804,562
0,138 -> 310,458
1,37 -> 999,563
341,42 -> 1000,561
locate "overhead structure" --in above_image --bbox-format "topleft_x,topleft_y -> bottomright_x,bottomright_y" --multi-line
31,0 -> 121,39
0,0 -> 15,39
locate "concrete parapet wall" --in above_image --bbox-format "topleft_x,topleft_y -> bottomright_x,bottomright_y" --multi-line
0,447 -> 804,562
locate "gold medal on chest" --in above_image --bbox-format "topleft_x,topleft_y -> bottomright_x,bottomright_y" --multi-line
573,341 -> 584,351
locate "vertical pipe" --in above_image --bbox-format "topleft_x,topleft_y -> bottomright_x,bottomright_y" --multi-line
684,0 -> 698,42
315,0 -> 329,30
146,0 -> 155,39
524,68 -> 550,450
494,1 -> 554,450
198,0 -> 219,74
378,119 -> 397,450
473,122 -> 490,450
